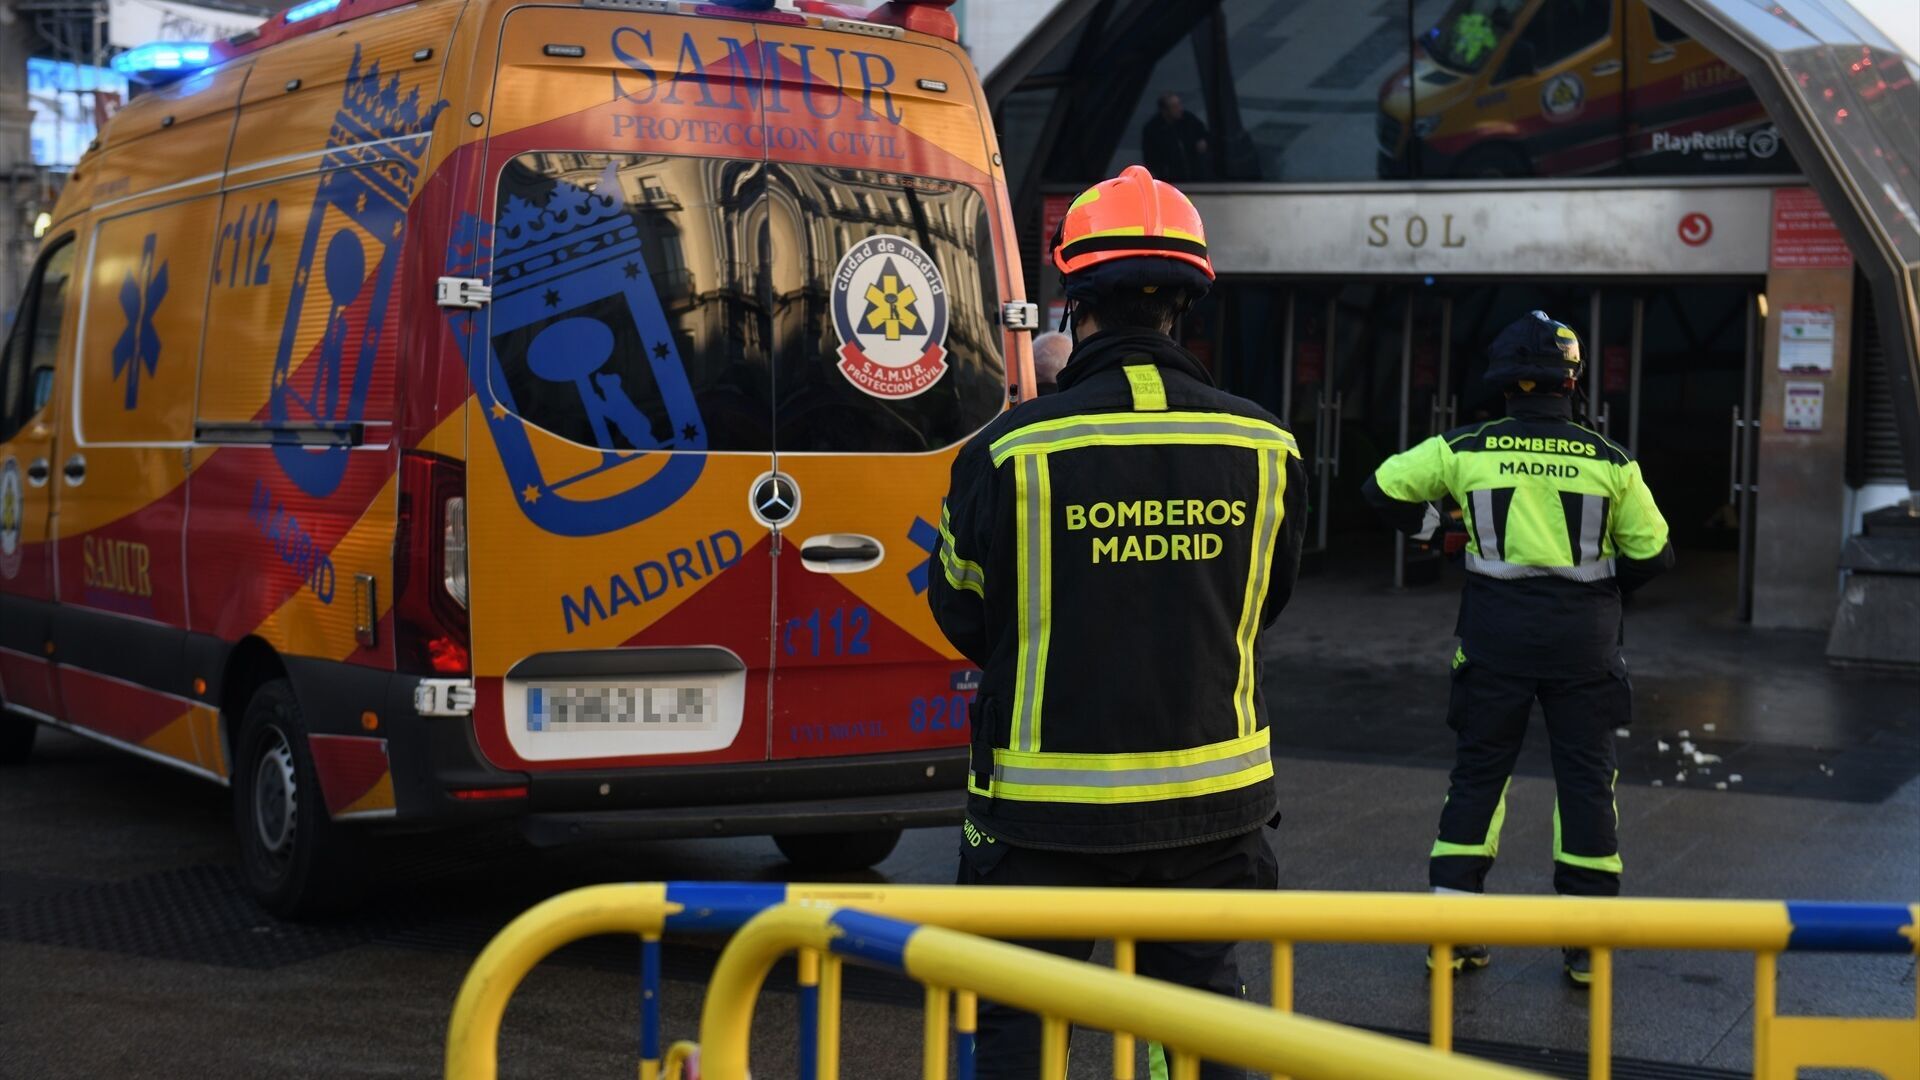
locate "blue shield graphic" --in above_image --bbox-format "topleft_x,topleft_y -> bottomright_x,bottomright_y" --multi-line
449,162 -> 706,538
271,46 -> 445,497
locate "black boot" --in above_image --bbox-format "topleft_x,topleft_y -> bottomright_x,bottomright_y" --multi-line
1426,944 -> 1491,974
1563,947 -> 1592,987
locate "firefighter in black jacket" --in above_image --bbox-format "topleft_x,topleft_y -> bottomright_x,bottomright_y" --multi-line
929,165 -> 1308,1079
1362,311 -> 1676,986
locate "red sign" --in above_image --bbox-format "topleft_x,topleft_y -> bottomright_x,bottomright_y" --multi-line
1294,341 -> 1325,385
1677,212 -> 1713,246
1770,188 -> 1852,268
1042,194 -> 1072,251
1603,344 -> 1630,396
1412,340 -> 1439,390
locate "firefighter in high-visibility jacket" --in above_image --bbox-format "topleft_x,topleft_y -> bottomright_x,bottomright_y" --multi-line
1362,311 -> 1675,987
929,165 -> 1307,1079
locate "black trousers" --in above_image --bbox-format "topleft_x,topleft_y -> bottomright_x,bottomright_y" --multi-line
956,825 -> 1279,1080
1429,659 -> 1629,897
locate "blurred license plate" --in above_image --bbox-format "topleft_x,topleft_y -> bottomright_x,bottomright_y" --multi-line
525,683 -> 716,732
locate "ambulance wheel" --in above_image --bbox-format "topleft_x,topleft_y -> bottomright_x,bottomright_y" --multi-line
0,710 -> 35,765
773,829 -> 902,872
234,680 -> 356,918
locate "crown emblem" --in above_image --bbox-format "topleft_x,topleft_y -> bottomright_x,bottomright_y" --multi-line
320,45 -> 448,220
491,163 -> 642,300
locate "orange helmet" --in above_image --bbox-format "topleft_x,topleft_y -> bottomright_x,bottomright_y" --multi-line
1051,165 -> 1215,299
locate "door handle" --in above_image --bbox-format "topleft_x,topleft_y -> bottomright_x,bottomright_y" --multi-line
1735,403 -> 1751,503
26,459 -> 50,487
1591,60 -> 1623,77
1648,47 -> 1676,63
801,540 -> 881,563
1329,392 -> 1345,477
62,454 -> 86,486
797,534 -> 884,573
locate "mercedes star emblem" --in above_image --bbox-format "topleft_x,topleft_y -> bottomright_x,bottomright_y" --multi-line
750,472 -> 800,528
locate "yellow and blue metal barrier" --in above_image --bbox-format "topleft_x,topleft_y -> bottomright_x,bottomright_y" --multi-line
696,902 -> 1537,1080
444,882 -> 1920,1080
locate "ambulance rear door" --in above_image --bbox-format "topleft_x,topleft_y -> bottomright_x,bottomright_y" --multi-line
760,30 -> 1007,760
463,9 -> 779,773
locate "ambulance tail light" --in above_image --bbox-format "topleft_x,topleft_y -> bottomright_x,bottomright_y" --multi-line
396,452 -> 471,676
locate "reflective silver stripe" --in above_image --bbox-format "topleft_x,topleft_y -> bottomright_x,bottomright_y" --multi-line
995,743 -> 1272,790
1012,454 -> 1048,753
1466,552 -> 1617,582
992,415 -> 1294,464
1415,502 -> 1442,542
1471,489 -> 1501,561
940,546 -> 984,593
1579,494 -> 1607,564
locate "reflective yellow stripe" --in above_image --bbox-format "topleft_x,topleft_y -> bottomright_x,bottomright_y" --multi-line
1552,771 -> 1623,874
1123,365 -> 1168,412
1011,455 -> 1052,753
938,503 -> 985,595
991,412 -> 1299,465
1232,449 -> 1285,736
1430,778 -> 1511,860
986,730 -> 1273,805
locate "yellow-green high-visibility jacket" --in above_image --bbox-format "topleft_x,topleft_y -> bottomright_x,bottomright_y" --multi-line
929,330 -> 1308,852
1363,394 -> 1674,678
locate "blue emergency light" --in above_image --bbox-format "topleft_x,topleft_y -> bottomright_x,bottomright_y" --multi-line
283,0 -> 342,24
110,41 -> 214,82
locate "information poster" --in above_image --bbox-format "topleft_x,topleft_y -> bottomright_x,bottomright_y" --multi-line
1777,306 -> 1835,374
1784,381 -> 1824,432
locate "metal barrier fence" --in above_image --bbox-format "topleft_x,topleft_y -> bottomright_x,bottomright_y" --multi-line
697,903 -> 1534,1080
443,882 -> 1920,1080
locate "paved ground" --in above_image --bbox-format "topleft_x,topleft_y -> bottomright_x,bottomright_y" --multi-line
2,555 -> 1916,1079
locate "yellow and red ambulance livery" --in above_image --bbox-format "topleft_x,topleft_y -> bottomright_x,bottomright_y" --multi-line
0,0 -> 1034,914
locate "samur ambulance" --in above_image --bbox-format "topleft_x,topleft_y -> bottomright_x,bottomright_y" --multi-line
1377,0 -> 1783,178
0,0 -> 1036,915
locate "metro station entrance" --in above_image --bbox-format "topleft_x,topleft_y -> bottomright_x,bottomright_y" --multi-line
1187,279 -> 1764,617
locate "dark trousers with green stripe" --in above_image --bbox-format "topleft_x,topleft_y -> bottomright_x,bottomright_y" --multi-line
1430,661 -> 1628,897
957,826 -> 1278,1080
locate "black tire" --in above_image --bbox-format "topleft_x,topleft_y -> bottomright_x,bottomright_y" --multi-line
233,679 -> 358,918
0,710 -> 36,765
772,828 -> 902,872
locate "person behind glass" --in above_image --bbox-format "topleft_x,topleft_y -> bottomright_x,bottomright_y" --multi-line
1141,92 -> 1212,182
1030,331 -> 1072,395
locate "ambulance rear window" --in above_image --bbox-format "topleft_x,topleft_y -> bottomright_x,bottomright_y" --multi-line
769,165 -> 1005,453
489,154 -> 1005,457
491,152 -> 775,453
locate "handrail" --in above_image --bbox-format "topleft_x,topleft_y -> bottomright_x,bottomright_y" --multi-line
697,904 -> 1541,1080
444,883 -> 1920,1080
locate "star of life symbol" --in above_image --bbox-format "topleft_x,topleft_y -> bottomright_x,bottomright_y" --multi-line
0,459 -> 23,580
112,233 -> 168,410
863,263 -> 921,341
831,234 -> 949,400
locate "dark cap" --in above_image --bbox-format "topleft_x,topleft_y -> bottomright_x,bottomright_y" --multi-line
1484,310 -> 1582,387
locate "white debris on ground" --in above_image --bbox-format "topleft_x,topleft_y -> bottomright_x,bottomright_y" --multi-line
1653,728 -> 1734,790
1615,728 -> 1630,738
